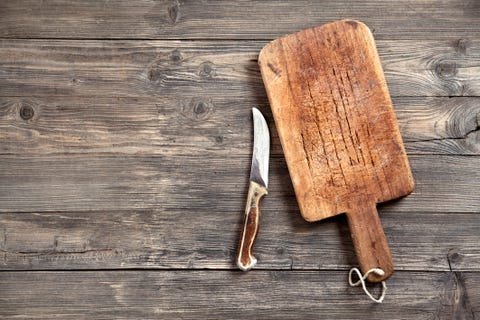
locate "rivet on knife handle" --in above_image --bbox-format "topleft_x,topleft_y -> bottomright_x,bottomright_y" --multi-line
237,108 -> 270,271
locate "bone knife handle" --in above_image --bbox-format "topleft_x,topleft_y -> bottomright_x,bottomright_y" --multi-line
237,181 -> 268,271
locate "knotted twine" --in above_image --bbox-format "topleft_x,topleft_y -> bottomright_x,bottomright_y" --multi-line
348,267 -> 387,303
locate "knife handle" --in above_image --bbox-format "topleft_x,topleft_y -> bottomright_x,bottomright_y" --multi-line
237,181 -> 268,271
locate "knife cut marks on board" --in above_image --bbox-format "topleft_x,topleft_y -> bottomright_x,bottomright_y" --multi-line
258,20 -> 414,282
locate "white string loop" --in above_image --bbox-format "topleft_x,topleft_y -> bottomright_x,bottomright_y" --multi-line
348,267 -> 387,303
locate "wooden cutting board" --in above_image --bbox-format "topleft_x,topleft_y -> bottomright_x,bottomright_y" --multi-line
258,20 -> 414,282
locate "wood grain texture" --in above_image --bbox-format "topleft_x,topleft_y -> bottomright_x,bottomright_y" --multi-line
1,39 -> 480,98
259,20 -> 413,218
0,96 -> 478,156
0,0 -> 479,316
397,97 -> 480,155
0,271 -> 477,319
259,20 -> 414,280
0,0 -> 478,40
0,210 -> 478,272
0,154 -> 478,213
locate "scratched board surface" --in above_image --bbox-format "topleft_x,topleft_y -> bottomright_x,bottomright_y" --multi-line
0,1 -> 479,319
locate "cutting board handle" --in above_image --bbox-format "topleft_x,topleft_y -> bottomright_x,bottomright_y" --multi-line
346,202 -> 393,282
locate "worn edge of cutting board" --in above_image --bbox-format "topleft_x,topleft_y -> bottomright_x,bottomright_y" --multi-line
258,20 -> 414,281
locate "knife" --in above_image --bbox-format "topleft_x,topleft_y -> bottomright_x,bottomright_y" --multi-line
237,107 -> 270,271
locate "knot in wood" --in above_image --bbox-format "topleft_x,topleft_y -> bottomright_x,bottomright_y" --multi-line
214,135 -> 224,144
435,60 -> 458,79
198,61 -> 216,78
147,50 -> 183,86
455,39 -> 468,55
168,0 -> 180,24
147,68 -> 167,85
181,98 -> 213,121
19,103 -> 35,120
447,248 -> 462,264
169,49 -> 183,62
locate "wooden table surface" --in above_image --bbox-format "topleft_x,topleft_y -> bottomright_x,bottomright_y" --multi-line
0,1 -> 479,319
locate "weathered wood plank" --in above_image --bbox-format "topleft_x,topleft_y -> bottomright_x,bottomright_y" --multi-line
0,0 -> 478,40
0,270 -> 477,319
397,97 -> 480,155
1,97 -> 478,156
0,154 -> 478,213
0,210 -> 478,271
0,1 -> 477,316
0,40 -> 479,98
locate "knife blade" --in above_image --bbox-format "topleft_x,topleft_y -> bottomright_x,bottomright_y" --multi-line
237,107 -> 270,271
